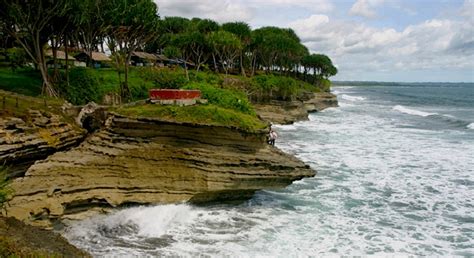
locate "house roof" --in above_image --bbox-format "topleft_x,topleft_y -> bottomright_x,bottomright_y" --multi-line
45,50 -> 76,61
89,52 -> 112,62
74,51 -> 111,62
132,51 -> 159,61
155,54 -> 171,61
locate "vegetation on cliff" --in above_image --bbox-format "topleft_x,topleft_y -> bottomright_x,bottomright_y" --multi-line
0,0 -> 337,99
115,104 -> 266,132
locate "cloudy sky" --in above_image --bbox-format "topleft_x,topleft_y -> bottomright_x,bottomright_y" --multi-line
155,0 -> 474,82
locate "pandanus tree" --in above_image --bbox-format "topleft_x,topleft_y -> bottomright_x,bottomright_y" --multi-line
105,0 -> 160,102
0,0 -> 70,97
222,22 -> 251,77
208,30 -> 242,75
301,53 -> 338,83
72,0 -> 108,68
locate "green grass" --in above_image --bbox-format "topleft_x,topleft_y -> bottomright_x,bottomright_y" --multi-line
0,68 -> 42,96
114,104 -> 267,132
0,90 -> 68,122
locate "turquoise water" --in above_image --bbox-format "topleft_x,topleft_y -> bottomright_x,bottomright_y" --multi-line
64,84 -> 474,256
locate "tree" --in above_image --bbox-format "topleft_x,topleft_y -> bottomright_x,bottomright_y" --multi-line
72,0 -> 108,68
302,53 -> 337,83
105,0 -> 160,102
222,22 -> 251,76
208,30 -> 242,75
0,0 -> 71,97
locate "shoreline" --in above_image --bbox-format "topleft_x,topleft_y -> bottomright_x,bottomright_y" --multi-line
1,91 -> 337,255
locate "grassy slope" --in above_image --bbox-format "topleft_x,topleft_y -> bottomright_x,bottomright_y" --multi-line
115,104 -> 266,132
0,67 -> 323,131
0,68 -> 42,96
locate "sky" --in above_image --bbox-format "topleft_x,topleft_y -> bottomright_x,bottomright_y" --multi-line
154,0 -> 474,82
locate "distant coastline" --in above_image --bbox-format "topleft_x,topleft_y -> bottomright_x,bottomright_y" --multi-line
332,81 -> 474,86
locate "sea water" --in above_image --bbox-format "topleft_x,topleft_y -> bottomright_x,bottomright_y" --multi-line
64,83 -> 474,256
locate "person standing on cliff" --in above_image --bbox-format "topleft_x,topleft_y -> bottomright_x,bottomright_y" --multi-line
268,128 -> 278,146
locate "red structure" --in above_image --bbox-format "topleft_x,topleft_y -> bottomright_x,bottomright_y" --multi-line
149,89 -> 201,100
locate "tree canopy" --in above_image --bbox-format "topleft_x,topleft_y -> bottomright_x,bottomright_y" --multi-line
0,0 -> 337,99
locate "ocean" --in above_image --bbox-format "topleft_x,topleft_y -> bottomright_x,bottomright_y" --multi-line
64,83 -> 474,256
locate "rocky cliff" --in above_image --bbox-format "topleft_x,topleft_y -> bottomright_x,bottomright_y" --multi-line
5,113 -> 315,227
0,110 -> 86,178
254,92 -> 338,124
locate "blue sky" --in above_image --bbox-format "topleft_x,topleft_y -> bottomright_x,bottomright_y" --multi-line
156,0 -> 474,82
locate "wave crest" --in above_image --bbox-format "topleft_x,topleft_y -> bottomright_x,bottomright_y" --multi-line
340,94 -> 366,101
392,105 -> 437,117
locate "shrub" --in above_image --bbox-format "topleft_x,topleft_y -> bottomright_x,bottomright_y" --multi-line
138,67 -> 187,89
317,78 -> 331,92
182,82 -> 255,115
58,68 -> 101,105
252,75 -> 300,101
6,48 -> 28,72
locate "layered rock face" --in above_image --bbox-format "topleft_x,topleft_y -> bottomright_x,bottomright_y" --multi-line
0,110 -> 86,177
6,114 -> 315,227
254,92 -> 338,124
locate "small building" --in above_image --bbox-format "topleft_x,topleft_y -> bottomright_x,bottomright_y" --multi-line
131,51 -> 159,66
45,50 -> 76,68
149,89 -> 205,106
73,51 -> 112,68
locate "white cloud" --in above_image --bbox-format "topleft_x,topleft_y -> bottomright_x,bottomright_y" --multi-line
349,0 -> 385,18
460,0 -> 474,17
155,0 -> 255,23
288,14 -> 474,77
250,0 -> 334,13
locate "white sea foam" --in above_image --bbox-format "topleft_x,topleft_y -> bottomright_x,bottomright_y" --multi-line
340,94 -> 366,101
468,123 -> 474,129
64,86 -> 474,257
392,105 -> 437,117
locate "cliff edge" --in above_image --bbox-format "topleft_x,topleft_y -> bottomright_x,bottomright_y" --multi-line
5,113 -> 315,227
254,92 -> 338,124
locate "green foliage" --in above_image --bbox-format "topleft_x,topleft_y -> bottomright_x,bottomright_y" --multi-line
252,74 -> 311,101
138,67 -> 187,89
302,53 -> 338,79
182,82 -> 255,115
318,78 -> 332,92
58,68 -> 101,105
115,104 -> 265,132
6,47 -> 28,71
188,70 -> 223,85
0,165 -> 11,211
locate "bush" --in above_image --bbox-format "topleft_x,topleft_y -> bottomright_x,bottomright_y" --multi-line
59,68 -> 101,105
252,75 -> 302,101
317,78 -> 331,92
138,67 -> 187,89
182,82 -> 255,115
6,48 -> 28,72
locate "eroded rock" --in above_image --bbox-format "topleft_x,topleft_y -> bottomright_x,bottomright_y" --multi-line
254,92 -> 338,124
6,114 -> 315,227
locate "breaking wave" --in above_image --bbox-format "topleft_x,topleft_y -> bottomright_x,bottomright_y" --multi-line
393,105 -> 437,117
340,94 -> 366,101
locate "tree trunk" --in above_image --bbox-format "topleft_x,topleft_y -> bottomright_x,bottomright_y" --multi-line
240,51 -> 246,77
122,54 -> 132,102
52,39 -> 59,82
212,53 -> 218,72
65,35 -> 70,88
